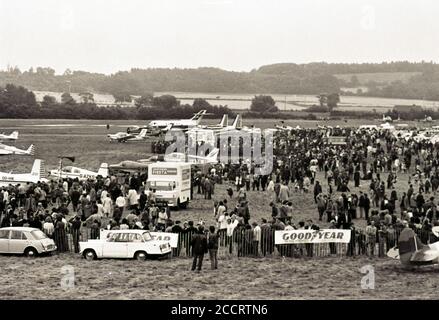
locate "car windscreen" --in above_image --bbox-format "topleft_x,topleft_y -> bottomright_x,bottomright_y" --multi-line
142,232 -> 152,241
147,181 -> 175,191
31,230 -> 48,240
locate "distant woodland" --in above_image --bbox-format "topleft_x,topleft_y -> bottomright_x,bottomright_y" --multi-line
1,61 -> 439,101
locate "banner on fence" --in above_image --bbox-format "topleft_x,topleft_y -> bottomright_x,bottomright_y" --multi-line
150,232 -> 179,248
275,229 -> 351,244
99,229 -> 179,248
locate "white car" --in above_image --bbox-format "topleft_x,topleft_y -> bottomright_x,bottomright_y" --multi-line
79,230 -> 172,261
0,227 -> 57,257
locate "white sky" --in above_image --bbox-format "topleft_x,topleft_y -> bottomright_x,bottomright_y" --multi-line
1,0 -> 438,74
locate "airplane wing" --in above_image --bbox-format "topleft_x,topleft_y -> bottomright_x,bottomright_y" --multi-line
0,149 -> 11,155
116,134 -> 135,142
410,248 -> 439,263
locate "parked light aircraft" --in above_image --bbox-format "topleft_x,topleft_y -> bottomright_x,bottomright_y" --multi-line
275,121 -> 294,131
0,144 -> 34,156
127,125 -> 165,136
108,160 -> 151,173
422,115 -> 433,122
164,148 -> 219,164
0,159 -> 47,186
49,163 -> 109,180
148,110 -> 207,130
108,129 -> 150,142
382,114 -> 393,122
0,131 -> 18,141
387,226 -> 439,268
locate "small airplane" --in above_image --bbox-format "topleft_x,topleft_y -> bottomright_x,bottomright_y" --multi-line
382,114 -> 393,122
421,115 -> 433,122
275,121 -> 294,131
127,125 -> 165,136
49,163 -> 109,180
0,144 -> 34,156
164,148 -> 219,164
138,155 -> 165,163
148,110 -> 208,130
0,131 -> 19,141
107,129 -> 149,143
0,159 -> 47,186
387,226 -> 439,268
108,160 -> 151,173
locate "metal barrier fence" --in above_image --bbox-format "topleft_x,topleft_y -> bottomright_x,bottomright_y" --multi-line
61,227 -> 439,259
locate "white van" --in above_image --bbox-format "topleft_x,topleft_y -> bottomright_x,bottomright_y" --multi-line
147,162 -> 191,209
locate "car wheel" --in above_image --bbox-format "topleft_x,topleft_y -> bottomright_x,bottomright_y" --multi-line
83,249 -> 97,261
179,200 -> 188,209
24,247 -> 38,258
135,251 -> 147,261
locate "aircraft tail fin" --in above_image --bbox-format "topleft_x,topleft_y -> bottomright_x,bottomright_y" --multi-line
97,163 -> 109,177
398,228 -> 427,256
26,144 -> 35,156
219,114 -> 228,127
138,129 -> 148,138
10,131 -> 18,139
206,148 -> 219,159
31,159 -> 46,179
231,114 -> 242,129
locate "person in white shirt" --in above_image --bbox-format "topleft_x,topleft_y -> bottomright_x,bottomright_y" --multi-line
252,222 -> 261,256
127,188 -> 139,210
43,217 -> 55,238
102,195 -> 113,218
226,216 -> 239,254
100,189 -> 108,202
115,195 -> 126,212
215,201 -> 226,220
63,181 -> 68,194
96,199 -> 104,216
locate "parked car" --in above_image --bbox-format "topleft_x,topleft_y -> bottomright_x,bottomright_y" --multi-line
79,230 -> 172,261
0,227 -> 57,257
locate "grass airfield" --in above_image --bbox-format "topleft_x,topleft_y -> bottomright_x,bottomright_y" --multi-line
0,118 -> 438,299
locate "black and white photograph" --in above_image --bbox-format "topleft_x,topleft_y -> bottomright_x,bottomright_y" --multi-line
1,0 -> 439,307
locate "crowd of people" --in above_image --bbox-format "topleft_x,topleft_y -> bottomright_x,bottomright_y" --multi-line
2,124 -> 439,269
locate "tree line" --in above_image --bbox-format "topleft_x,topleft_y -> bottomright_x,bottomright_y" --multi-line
2,62 -> 438,101
0,84 -> 234,120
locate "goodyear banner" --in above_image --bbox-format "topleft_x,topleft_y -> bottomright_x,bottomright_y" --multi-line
275,229 -> 351,244
150,232 -> 179,248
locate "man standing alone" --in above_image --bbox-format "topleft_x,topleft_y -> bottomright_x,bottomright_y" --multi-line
191,225 -> 208,272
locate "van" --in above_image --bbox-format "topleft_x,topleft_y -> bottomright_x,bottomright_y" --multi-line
147,162 -> 191,209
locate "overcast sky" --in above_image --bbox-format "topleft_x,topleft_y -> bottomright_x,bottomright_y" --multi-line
1,0 -> 438,74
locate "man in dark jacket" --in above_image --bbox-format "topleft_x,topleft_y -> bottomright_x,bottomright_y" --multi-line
191,225 -> 208,272
207,226 -> 219,270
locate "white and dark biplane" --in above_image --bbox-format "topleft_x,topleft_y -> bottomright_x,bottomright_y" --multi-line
387,226 -> 439,268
